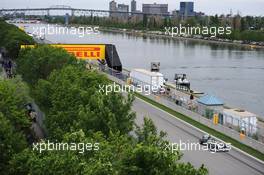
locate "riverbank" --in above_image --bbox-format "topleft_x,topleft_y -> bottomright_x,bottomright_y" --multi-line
21,21 -> 264,49
99,27 -> 264,50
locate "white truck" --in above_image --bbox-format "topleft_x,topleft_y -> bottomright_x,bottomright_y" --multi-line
130,69 -> 165,92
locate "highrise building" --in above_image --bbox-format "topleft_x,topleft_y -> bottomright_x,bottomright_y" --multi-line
142,3 -> 169,15
117,4 -> 129,19
179,2 -> 195,17
65,13 -> 69,25
117,4 -> 129,13
131,0 -> 137,13
109,0 -> 117,17
109,0 -> 117,11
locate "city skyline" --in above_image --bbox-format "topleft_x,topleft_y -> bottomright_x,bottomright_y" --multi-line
0,0 -> 264,16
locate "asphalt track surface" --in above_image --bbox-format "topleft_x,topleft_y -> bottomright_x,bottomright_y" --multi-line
132,97 -> 264,175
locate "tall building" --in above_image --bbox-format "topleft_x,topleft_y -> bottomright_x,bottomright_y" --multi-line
109,0 -> 117,17
179,2 -> 195,17
117,4 -> 129,19
131,0 -> 137,13
117,4 -> 129,13
65,13 -> 69,25
109,0 -> 117,11
142,3 -> 169,15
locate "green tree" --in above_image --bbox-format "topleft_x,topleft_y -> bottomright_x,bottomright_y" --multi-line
9,130 -> 99,175
0,19 -> 35,59
0,113 -> 27,174
210,15 -> 220,26
143,14 -> 148,28
0,78 -> 31,130
240,18 -> 247,31
17,45 -> 78,86
185,17 -> 197,26
34,65 -> 135,140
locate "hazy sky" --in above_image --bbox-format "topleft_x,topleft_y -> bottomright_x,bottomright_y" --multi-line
1,0 -> 263,16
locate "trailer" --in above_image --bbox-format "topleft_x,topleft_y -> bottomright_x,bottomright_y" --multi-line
130,69 -> 165,90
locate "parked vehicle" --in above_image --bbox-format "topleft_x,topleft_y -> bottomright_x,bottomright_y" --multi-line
130,68 -> 165,90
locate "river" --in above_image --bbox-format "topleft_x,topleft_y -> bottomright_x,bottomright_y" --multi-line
21,24 -> 264,119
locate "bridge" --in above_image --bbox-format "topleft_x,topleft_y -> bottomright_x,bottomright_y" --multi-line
0,5 -> 173,17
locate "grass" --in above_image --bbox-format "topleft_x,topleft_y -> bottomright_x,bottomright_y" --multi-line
135,92 -> 264,162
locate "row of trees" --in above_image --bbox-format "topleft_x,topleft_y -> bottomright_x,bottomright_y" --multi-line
0,19 -> 35,173
0,19 -> 208,175
45,14 -> 264,42
0,78 -> 31,173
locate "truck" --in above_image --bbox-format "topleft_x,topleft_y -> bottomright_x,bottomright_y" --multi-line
130,68 -> 165,91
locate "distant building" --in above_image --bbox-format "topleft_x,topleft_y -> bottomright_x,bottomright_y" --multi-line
232,15 -> 241,30
109,0 -> 117,11
117,4 -> 129,19
131,0 -> 137,13
65,13 -> 69,25
179,2 -> 195,18
195,11 -> 205,17
197,94 -> 224,120
142,3 -> 169,15
118,4 -> 129,12
109,0 -> 117,17
172,10 -> 180,18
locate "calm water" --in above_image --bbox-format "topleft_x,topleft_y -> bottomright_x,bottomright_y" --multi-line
23,24 -> 264,118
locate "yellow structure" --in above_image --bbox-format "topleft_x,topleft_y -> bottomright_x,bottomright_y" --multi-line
126,78 -> 132,85
19,26 -> 25,31
213,113 -> 219,125
21,44 -> 106,60
240,132 -> 245,140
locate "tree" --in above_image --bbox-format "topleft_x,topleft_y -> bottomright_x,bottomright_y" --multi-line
17,45 -> 78,86
0,78 -> 31,130
210,15 -> 220,26
34,65 -> 136,140
143,14 -> 148,28
0,19 -> 35,59
9,130 -> 97,175
0,78 -> 32,174
0,113 -> 27,175
185,17 -> 197,27
240,18 -> 247,31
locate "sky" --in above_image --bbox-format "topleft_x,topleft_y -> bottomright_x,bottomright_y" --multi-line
1,0 -> 263,16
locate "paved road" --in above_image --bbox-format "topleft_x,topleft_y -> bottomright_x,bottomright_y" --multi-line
132,97 -> 264,175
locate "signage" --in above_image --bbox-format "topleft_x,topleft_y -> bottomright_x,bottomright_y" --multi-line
21,44 -> 106,60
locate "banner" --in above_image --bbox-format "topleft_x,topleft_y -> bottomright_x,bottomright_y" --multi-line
21,44 -> 106,60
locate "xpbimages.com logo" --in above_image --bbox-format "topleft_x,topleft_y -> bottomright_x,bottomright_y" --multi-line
98,82 -> 165,95
165,24 -> 232,37
32,140 -> 100,153
32,24 -> 100,37
165,140 -> 232,153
